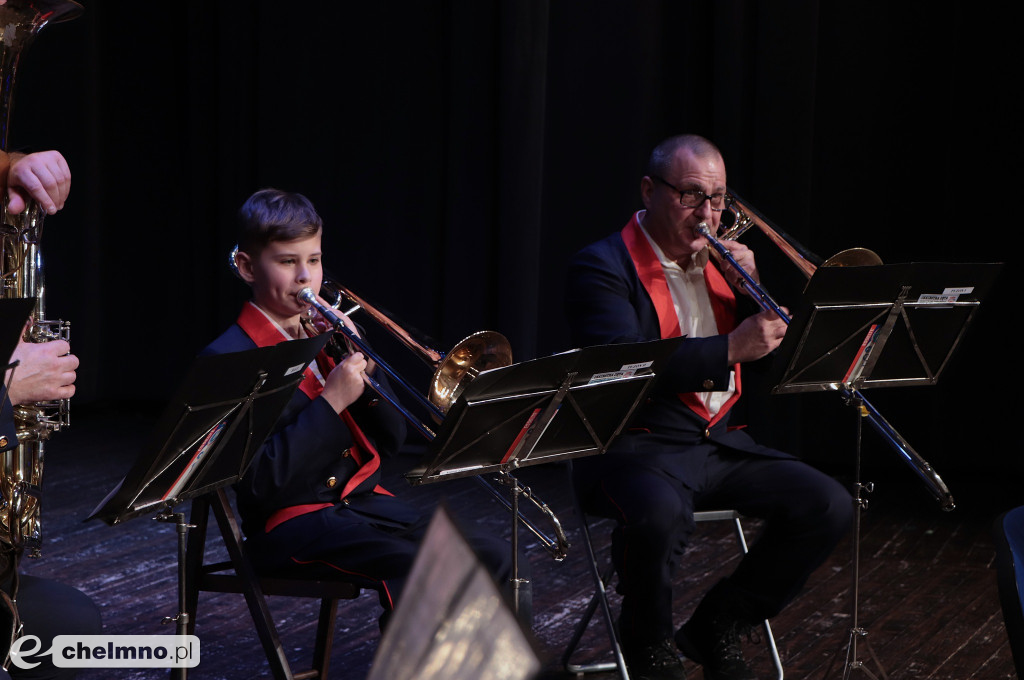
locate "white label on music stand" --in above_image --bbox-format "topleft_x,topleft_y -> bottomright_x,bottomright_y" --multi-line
621,361 -> 654,371
588,370 -> 634,384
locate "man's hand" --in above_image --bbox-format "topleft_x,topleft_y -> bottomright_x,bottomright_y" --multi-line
6,150 -> 71,215
727,309 -> 788,364
6,338 -> 78,405
717,239 -> 759,293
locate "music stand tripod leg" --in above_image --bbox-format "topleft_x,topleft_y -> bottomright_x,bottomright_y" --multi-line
823,393 -> 889,680
510,476 -> 526,617
157,510 -> 196,680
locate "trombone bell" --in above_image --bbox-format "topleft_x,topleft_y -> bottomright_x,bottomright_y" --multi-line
431,330 -> 514,413
821,247 -> 883,268
722,192 -> 883,279
318,279 -> 513,415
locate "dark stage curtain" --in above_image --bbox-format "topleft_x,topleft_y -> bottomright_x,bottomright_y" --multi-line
8,1 -> 1020,483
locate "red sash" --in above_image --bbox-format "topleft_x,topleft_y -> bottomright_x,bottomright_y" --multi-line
234,303 -> 391,533
620,216 -> 743,427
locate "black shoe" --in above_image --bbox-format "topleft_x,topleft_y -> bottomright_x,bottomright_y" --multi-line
674,581 -> 755,680
675,623 -> 751,680
623,638 -> 688,680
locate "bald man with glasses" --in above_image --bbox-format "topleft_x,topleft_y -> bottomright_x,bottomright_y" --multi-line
565,134 -> 853,680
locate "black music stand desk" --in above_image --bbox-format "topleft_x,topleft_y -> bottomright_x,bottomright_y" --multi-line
771,261 -> 1000,679
90,335 -> 328,525
407,338 -> 682,614
88,335 -> 328,676
408,337 -> 683,484
774,261 -> 999,396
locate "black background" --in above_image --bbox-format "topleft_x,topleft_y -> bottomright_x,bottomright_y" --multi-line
11,1 -> 1021,491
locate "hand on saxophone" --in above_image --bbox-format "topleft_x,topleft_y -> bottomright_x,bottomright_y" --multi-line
6,333 -> 78,405
5,150 -> 71,215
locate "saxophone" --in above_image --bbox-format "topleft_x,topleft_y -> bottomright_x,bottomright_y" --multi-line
0,0 -> 83,560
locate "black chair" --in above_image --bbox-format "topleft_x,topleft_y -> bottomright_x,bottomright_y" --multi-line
562,475 -> 784,680
993,505 -> 1024,678
183,488 -> 362,680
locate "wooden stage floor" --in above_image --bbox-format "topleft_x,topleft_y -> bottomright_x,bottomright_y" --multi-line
19,403 -> 1019,679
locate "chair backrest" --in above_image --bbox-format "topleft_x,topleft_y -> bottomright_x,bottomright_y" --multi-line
993,505 -> 1024,677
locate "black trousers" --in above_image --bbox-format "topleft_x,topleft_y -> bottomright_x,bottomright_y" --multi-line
575,446 -> 853,645
1,574 -> 102,680
246,495 -> 528,623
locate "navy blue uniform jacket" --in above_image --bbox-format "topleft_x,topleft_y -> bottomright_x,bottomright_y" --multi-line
201,319 -> 408,539
565,219 -> 790,476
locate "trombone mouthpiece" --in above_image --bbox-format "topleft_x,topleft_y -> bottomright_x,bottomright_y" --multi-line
297,287 -> 316,304
695,222 -> 711,237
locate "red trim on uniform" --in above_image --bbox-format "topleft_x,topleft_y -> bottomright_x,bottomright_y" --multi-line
236,302 -> 324,400
339,411 -> 381,497
265,503 -> 333,533
234,302 -> 389,504
621,216 -> 682,340
703,261 -> 738,335
702,261 -> 743,426
620,217 -> 743,426
290,557 -> 395,609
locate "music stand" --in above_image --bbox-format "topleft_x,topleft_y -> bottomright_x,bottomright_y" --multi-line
406,337 -> 683,613
88,335 -> 329,677
367,504 -> 541,680
771,261 -> 1000,679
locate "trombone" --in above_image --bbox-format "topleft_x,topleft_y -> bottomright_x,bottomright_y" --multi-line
296,286 -> 570,560
696,194 -> 956,511
317,280 -> 512,417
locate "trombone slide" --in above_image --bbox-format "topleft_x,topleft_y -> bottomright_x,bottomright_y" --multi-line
695,223 -> 955,510
296,287 -> 571,558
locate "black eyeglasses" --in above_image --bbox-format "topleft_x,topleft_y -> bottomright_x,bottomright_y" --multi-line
651,175 -> 733,211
